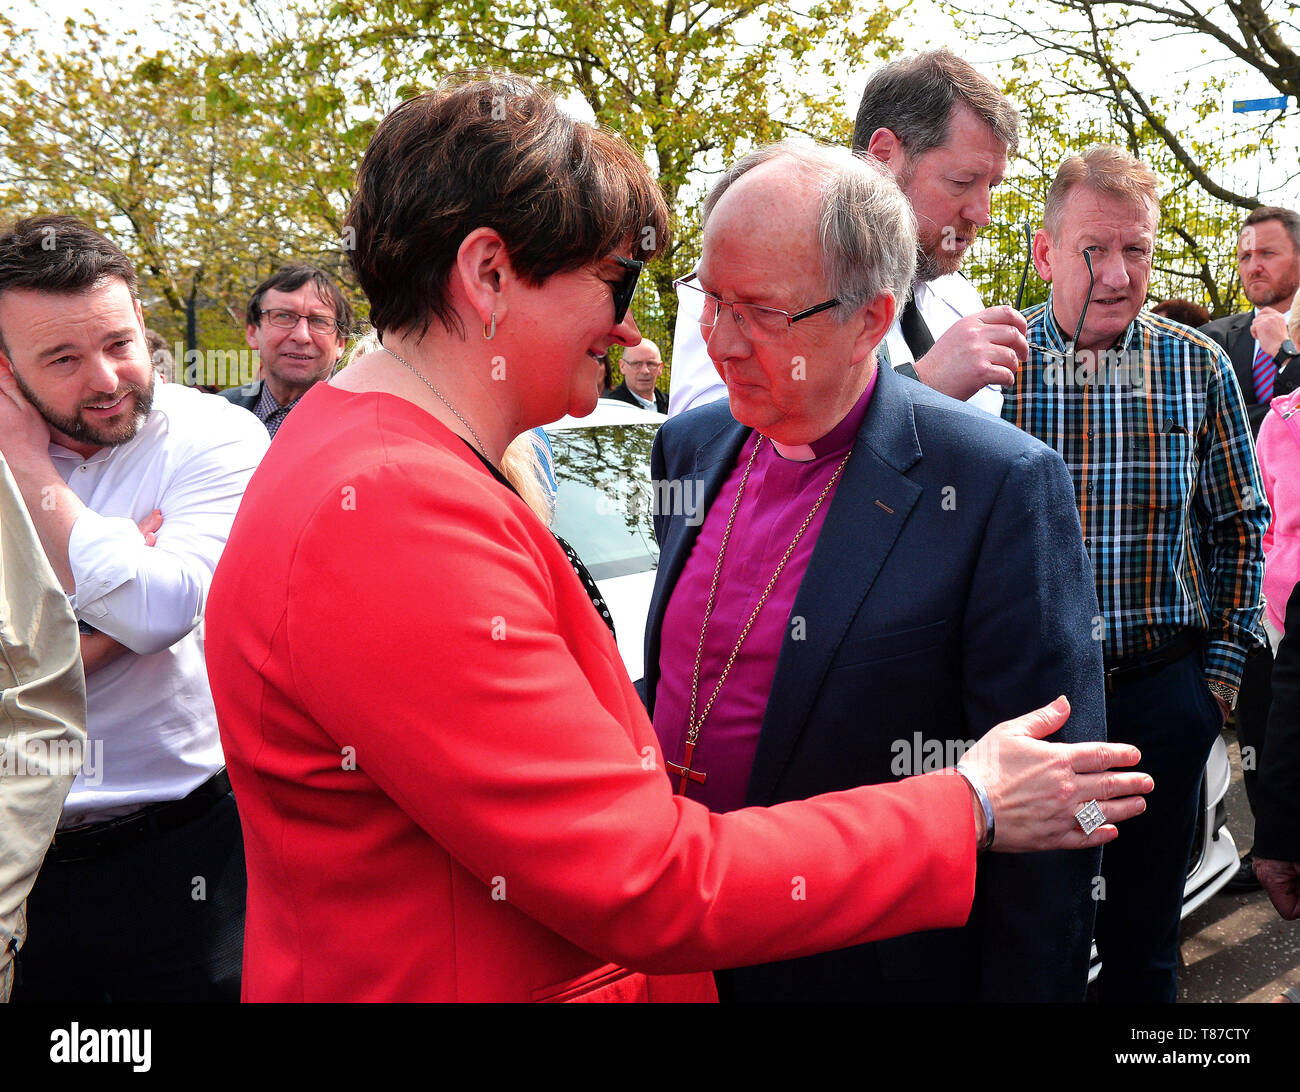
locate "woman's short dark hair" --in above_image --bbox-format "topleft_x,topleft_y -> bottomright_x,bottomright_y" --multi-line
345,73 -> 670,340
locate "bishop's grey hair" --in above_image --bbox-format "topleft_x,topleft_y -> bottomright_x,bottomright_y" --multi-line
702,140 -> 918,322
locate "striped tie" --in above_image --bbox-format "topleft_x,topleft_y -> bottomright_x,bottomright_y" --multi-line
1254,344 -> 1276,403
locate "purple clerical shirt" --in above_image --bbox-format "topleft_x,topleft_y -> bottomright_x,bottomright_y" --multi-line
653,372 -> 878,812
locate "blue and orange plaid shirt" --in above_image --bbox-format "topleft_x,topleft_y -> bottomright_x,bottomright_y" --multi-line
1003,299 -> 1267,695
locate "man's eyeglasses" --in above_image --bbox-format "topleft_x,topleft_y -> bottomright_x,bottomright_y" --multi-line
1026,250 -> 1096,359
258,308 -> 345,335
611,255 -> 643,325
1070,249 -> 1095,350
1014,223 -> 1033,312
674,273 -> 839,342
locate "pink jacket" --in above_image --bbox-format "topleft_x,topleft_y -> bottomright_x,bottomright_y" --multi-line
1258,387 -> 1300,631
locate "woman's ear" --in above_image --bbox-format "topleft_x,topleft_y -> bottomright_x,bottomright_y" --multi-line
454,228 -> 513,329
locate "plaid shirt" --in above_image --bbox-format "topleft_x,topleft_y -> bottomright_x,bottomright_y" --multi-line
254,383 -> 301,440
1003,299 -> 1267,695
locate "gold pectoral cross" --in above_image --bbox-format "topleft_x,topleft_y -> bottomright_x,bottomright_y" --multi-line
665,740 -> 707,795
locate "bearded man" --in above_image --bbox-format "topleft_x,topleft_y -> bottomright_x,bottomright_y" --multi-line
0,215 -> 268,1001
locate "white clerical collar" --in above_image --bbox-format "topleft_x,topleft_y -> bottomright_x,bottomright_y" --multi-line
764,370 -> 879,463
770,440 -> 817,461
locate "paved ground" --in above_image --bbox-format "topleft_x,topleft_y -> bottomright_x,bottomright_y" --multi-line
1179,727 -> 1300,1003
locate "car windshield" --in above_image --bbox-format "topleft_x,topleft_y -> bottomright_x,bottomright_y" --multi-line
549,423 -> 660,581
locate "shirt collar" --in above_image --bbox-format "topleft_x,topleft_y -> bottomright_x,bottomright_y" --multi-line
255,382 -> 284,419
1040,292 -> 1141,357
47,384 -> 173,464
769,366 -> 879,462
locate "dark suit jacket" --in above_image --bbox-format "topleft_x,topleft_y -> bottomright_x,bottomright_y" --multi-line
217,379 -> 264,413
645,362 -> 1107,1002
606,381 -> 667,414
1201,312 -> 1300,436
1256,580 -> 1300,860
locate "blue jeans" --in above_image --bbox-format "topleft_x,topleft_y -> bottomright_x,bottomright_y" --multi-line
1094,649 -> 1222,1003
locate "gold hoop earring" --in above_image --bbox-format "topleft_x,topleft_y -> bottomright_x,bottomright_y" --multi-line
483,313 -> 496,341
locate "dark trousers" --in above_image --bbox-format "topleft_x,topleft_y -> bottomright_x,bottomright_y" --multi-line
1235,644 -> 1273,824
1094,650 -> 1222,1003
13,792 -> 245,1003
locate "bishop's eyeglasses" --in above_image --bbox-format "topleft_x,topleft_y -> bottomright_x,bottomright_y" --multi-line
674,273 -> 839,342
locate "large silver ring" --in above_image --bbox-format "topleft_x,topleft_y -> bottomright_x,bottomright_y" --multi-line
1075,799 -> 1106,835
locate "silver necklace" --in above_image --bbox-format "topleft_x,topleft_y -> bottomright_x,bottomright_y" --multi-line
381,346 -> 491,461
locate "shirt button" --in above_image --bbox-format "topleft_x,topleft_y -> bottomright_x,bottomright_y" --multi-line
1084,538 -> 1092,549
1087,429 -> 1094,439
1086,482 -> 1095,494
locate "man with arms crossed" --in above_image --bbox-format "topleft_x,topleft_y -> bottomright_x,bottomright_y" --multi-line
0,216 -> 268,1001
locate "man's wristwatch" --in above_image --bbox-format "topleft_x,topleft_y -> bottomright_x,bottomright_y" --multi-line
1276,338 -> 1298,371
1207,681 -> 1237,711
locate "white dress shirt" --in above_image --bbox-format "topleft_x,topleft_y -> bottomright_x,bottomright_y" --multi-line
668,271 -> 1002,416
50,383 -> 269,825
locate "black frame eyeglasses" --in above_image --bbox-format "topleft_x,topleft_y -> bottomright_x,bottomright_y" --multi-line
673,273 -> 839,341
611,255 -> 644,325
1069,249 -> 1095,352
257,308 -> 345,336
1026,250 -> 1096,362
1013,222 -> 1033,312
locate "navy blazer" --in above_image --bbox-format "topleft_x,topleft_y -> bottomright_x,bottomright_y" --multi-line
217,379 -> 264,413
645,361 -> 1107,1002
1202,311 -> 1300,436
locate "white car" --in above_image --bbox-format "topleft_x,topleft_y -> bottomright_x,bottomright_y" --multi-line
545,398 -> 1238,969
545,398 -> 667,682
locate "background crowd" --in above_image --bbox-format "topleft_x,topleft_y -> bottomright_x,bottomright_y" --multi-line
0,33 -> 1297,1006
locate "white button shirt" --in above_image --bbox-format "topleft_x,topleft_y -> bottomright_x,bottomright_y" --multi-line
50,383 -> 269,825
668,271 -> 1002,416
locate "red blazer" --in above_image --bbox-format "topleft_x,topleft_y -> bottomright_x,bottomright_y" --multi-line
205,385 -> 976,1002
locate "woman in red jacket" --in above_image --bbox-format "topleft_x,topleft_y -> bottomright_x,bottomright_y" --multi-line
204,73 -> 1150,1002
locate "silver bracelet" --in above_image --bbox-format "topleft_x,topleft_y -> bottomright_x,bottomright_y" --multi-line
955,761 -> 995,851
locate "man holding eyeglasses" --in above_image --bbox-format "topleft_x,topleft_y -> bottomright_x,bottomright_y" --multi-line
222,264 -> 353,438
645,142 -> 1108,1003
1002,146 -> 1267,1003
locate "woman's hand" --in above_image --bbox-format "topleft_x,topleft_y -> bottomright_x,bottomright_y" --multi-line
961,695 -> 1152,853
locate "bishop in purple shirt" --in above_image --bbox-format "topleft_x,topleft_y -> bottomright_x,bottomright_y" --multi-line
644,140 -> 1108,1003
